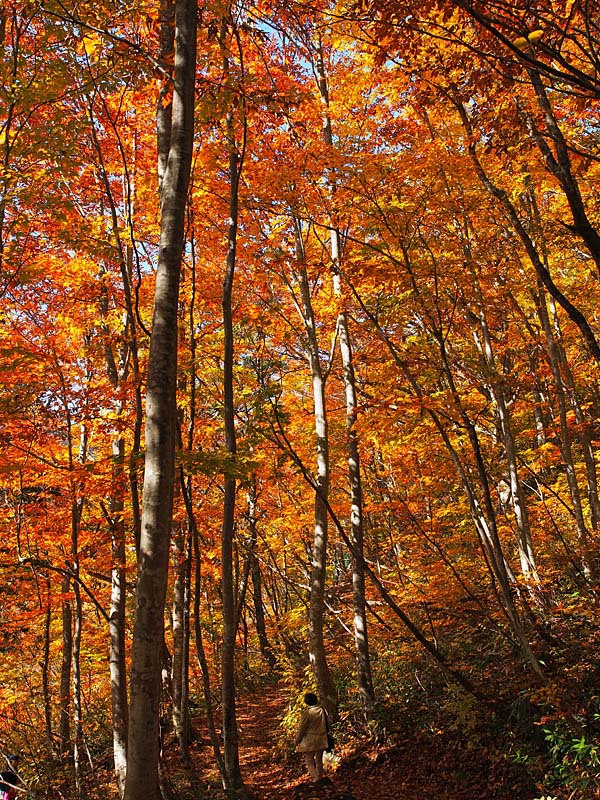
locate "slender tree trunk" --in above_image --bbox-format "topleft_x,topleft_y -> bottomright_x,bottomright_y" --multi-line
59,577 -> 72,763
192,525 -> 225,781
468,292 -> 540,590
182,534 -> 192,737
246,486 -> 277,672
313,38 -> 375,717
494,391 -> 538,581
337,315 -> 376,714
124,0 -> 197,797
220,85 -> 245,792
72,576 -> 86,799
535,284 -> 593,576
292,217 -> 337,717
70,417 -> 88,797
42,575 -> 54,753
126,246 -> 144,558
171,524 -> 190,765
98,301 -> 129,795
109,438 -> 129,796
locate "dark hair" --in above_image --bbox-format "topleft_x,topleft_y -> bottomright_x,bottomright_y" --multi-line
304,692 -> 318,706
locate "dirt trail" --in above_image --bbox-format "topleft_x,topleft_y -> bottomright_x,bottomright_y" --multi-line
235,684 -> 300,798
188,684 -> 352,799
187,684 -> 301,799
186,685 -> 537,800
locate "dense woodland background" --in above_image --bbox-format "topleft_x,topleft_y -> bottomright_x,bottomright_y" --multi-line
1,1 -> 600,798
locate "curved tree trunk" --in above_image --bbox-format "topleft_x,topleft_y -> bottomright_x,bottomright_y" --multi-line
72,574 -> 86,800
466,284 -> 541,593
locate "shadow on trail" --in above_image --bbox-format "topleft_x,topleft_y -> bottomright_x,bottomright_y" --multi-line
187,684 -> 537,800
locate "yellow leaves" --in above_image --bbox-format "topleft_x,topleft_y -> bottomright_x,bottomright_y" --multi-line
513,30 -> 543,49
79,32 -> 104,59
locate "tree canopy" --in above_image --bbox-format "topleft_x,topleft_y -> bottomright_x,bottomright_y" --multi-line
1,1 -> 600,799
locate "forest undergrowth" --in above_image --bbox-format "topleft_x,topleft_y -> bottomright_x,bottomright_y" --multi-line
159,681 -> 545,800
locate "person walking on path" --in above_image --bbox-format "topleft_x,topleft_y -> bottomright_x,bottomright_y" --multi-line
295,693 -> 328,782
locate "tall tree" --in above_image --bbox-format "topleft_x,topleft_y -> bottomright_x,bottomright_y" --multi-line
218,14 -> 247,790
124,0 -> 197,796
291,216 -> 337,717
313,33 -> 375,719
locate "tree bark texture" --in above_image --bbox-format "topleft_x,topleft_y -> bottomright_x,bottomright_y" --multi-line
124,0 -> 197,797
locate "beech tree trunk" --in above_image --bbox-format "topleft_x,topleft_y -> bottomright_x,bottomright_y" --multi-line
123,0 -> 196,797
71,422 -> 87,798
108,437 -> 129,796
314,38 -> 375,718
292,217 -> 337,718
337,315 -> 376,714
98,284 -> 129,796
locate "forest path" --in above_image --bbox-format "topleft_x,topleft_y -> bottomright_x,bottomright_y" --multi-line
188,683 -> 432,800
189,682 -> 360,800
235,682 -> 299,799
187,683 -> 537,800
